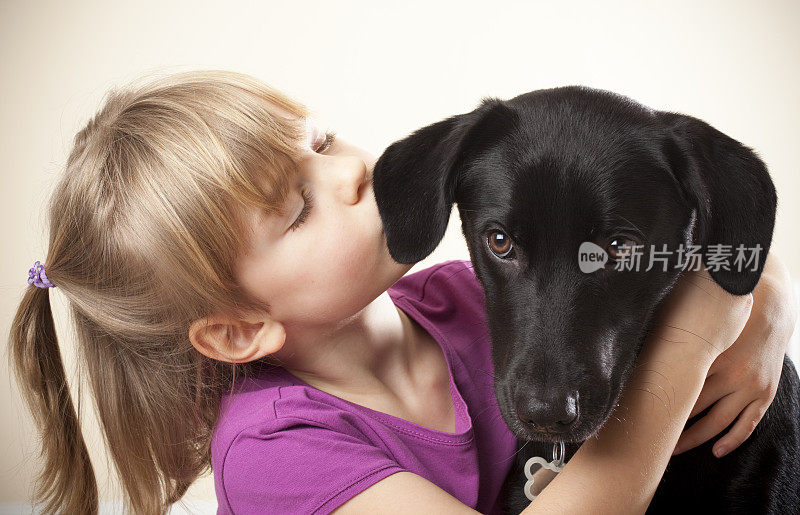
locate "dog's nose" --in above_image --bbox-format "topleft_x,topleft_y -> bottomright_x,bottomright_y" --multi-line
515,390 -> 579,434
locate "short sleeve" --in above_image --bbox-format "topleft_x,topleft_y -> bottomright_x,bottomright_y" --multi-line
219,418 -> 408,514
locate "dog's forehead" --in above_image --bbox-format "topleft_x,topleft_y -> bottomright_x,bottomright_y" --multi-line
456,128 -> 681,253
454,89 -> 686,243
459,122 -> 671,211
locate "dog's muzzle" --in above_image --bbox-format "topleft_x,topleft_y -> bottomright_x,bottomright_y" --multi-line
515,389 -> 580,436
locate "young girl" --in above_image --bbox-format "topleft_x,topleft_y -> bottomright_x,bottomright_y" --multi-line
8,70 -> 796,515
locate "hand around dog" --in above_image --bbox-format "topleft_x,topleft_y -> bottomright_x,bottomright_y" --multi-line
674,253 -> 798,458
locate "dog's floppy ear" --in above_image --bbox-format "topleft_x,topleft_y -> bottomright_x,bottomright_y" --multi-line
372,97 -> 517,264
657,111 -> 777,295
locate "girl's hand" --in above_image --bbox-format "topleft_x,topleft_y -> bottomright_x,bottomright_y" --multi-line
673,252 -> 798,458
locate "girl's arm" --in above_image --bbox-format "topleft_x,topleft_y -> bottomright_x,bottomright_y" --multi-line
333,268 -> 752,514
673,251 -> 798,457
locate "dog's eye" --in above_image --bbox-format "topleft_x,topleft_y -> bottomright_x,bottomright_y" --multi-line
607,237 -> 638,260
487,230 -> 514,258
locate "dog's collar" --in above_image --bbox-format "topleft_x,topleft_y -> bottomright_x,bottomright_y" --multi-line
522,442 -> 566,501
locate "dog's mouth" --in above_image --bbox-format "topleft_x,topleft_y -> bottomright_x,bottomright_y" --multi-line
500,393 -> 618,444
495,373 -> 630,444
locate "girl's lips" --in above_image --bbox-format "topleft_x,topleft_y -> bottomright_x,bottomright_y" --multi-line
358,176 -> 373,203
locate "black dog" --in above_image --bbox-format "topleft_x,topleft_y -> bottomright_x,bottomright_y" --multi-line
371,86 -> 799,514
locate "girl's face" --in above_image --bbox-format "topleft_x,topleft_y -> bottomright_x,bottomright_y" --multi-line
234,109 -> 412,330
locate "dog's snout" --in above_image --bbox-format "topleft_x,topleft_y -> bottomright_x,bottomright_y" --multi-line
515,390 -> 579,434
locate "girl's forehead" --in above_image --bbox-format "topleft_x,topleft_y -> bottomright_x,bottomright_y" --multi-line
266,101 -> 315,128
268,103 -> 318,147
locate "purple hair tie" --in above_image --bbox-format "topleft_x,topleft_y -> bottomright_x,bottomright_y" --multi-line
28,260 -> 55,289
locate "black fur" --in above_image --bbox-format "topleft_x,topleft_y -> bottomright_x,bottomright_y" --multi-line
372,86 -> 799,513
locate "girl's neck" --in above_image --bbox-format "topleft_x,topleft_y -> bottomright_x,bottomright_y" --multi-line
270,291 -> 426,402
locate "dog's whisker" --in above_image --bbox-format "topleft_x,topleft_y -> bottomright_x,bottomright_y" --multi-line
647,323 -> 722,354
630,367 -> 676,401
617,214 -> 645,239
679,277 -> 721,300
636,380 -> 673,413
628,387 -> 671,416
505,439 -> 531,463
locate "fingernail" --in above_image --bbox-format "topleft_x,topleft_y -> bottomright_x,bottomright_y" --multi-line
714,446 -> 727,458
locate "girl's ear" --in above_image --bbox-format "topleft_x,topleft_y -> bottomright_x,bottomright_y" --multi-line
188,313 -> 286,364
372,97 -> 519,264
657,111 -> 778,295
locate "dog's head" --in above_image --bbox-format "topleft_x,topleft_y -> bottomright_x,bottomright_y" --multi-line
372,86 -> 777,442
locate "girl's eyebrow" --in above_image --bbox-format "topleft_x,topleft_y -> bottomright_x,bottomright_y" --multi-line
303,116 -> 318,149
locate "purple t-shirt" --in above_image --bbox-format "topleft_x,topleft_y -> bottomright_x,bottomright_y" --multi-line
211,259 -> 518,514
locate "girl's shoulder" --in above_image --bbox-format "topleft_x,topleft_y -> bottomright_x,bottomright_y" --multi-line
387,259 -> 485,314
387,258 -> 492,381
211,366 -> 351,447
212,379 -> 407,514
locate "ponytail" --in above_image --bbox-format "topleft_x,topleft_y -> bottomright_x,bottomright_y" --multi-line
9,70 -> 313,513
7,283 -> 99,514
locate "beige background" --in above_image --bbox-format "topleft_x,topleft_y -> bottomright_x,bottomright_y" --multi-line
1,0 -> 799,512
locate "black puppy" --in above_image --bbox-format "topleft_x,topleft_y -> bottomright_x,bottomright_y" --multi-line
371,86 -> 799,514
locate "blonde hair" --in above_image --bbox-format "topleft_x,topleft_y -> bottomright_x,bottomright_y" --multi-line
7,70 -> 314,514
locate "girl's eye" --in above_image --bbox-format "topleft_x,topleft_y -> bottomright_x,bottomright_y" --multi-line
288,187 -> 314,231
315,130 -> 337,153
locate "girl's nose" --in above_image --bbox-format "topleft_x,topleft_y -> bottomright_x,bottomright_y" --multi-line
330,155 -> 369,205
